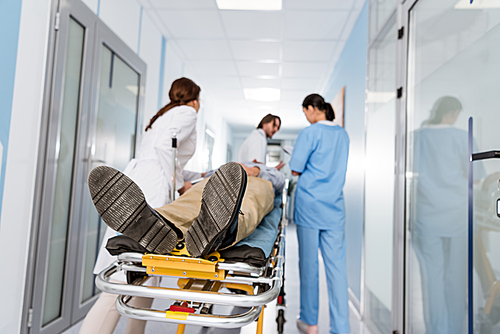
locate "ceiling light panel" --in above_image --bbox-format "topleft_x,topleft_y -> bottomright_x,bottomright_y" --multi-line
230,41 -> 282,61
220,11 -> 283,39
216,0 -> 282,11
156,10 -> 225,39
284,11 -> 349,40
244,88 -> 281,102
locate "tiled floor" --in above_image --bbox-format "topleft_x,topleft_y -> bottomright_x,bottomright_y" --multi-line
63,224 -> 370,334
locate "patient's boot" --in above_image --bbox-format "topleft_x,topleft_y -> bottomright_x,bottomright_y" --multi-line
88,166 -> 179,255
186,162 -> 247,258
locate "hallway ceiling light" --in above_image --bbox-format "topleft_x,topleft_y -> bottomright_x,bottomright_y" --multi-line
216,0 -> 282,11
455,0 -> 500,8
244,88 -> 281,102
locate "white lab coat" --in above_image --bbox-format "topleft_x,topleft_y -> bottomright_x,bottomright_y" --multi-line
238,128 -> 267,164
93,105 -> 198,279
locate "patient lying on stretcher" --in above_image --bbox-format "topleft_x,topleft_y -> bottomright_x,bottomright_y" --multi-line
88,161 -> 285,263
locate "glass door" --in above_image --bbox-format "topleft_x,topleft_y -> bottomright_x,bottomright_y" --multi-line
405,0 -> 500,333
363,10 -> 398,334
29,1 -> 96,332
28,0 -> 145,333
78,39 -> 142,308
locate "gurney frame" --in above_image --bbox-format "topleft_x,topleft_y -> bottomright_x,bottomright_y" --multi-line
95,212 -> 287,333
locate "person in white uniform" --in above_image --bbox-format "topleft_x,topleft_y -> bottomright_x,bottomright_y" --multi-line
79,77 -> 201,334
238,114 -> 281,164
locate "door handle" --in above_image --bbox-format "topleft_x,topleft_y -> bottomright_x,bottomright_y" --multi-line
497,199 -> 500,218
472,150 -> 500,161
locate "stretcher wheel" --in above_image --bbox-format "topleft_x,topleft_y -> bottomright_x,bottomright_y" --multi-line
276,309 -> 285,333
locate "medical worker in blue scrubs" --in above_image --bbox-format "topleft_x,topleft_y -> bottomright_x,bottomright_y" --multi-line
290,94 -> 350,334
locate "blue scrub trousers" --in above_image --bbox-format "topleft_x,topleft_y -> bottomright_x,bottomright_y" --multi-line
412,234 -> 467,334
296,225 -> 350,334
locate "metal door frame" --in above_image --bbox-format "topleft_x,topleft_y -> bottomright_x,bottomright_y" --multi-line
363,2 -> 403,334
23,0 -> 146,332
27,1 -> 97,332
396,0 -> 423,333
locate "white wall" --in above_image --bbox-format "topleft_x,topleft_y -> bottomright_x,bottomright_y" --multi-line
138,11 -> 162,129
0,0 -> 52,332
98,0 -> 141,53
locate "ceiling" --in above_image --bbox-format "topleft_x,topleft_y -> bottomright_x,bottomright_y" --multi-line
136,0 -> 366,131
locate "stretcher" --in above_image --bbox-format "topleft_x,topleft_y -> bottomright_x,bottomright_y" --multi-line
95,190 -> 288,334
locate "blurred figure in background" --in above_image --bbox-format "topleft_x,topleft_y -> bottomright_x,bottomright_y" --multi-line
411,96 -> 485,334
238,113 -> 281,166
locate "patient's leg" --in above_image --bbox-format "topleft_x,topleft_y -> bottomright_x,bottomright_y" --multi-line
155,178 -> 208,239
155,176 -> 274,248
226,177 -> 274,248
185,163 -> 248,257
88,162 -> 271,257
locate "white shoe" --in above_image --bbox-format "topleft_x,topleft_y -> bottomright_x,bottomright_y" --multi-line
296,318 -> 308,334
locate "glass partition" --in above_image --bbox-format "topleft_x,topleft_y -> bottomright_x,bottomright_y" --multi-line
42,17 -> 85,325
405,0 -> 500,332
364,17 -> 397,334
369,0 -> 397,42
81,45 -> 139,302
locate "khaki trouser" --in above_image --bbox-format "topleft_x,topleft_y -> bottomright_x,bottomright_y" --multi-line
155,176 -> 275,249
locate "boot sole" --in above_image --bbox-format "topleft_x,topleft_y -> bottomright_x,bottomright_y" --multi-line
88,166 -> 177,254
186,162 -> 247,258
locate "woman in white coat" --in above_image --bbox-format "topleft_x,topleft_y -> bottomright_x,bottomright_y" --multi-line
79,77 -> 201,334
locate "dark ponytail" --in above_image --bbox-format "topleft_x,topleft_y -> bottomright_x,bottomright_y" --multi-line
302,93 -> 334,121
324,103 -> 335,121
421,96 -> 462,127
145,77 -> 201,131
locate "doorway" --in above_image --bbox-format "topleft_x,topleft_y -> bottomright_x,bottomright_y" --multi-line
403,0 -> 500,332
26,0 -> 145,333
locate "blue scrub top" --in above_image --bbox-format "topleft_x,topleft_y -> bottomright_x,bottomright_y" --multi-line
413,126 -> 485,237
290,121 -> 349,230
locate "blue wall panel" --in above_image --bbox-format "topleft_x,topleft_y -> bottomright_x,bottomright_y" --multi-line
0,0 -> 23,223
323,2 -> 368,301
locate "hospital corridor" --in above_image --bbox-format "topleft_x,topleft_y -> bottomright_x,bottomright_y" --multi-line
1,0 -> 500,334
